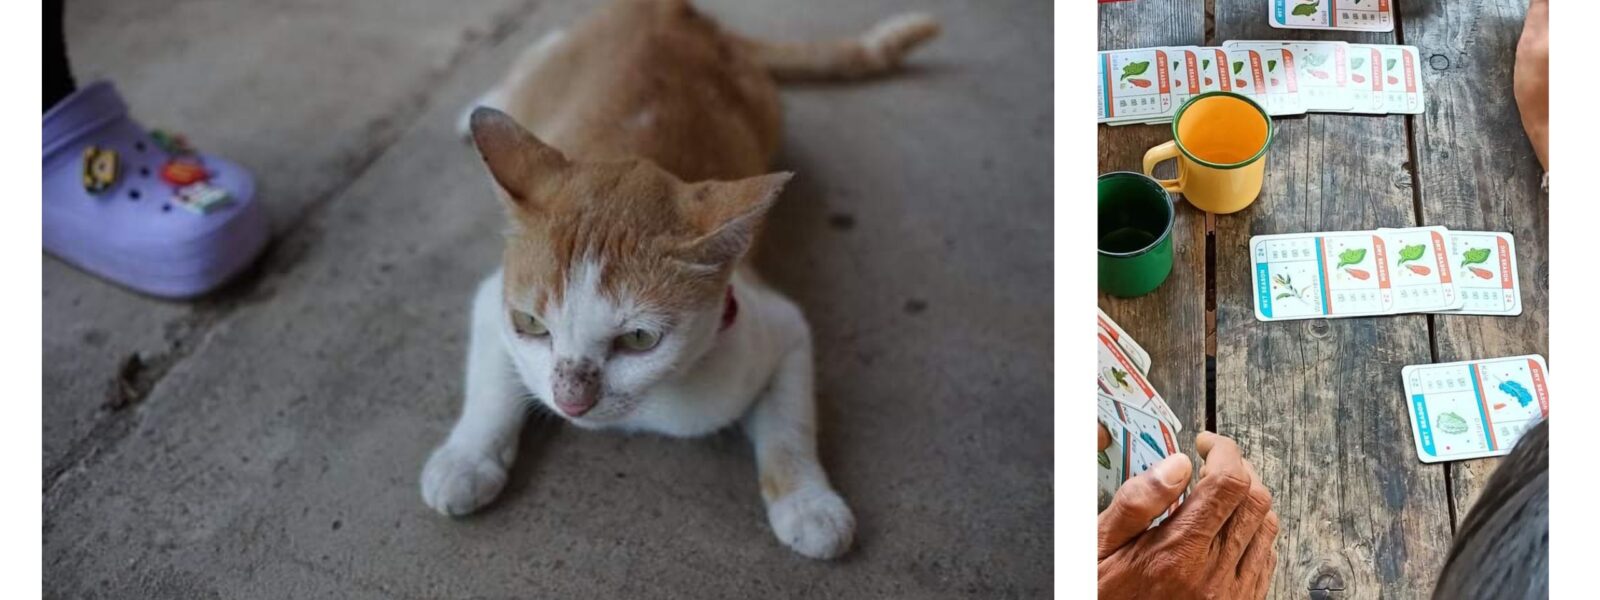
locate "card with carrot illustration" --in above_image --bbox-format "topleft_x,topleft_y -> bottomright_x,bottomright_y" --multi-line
1269,0 -> 1394,33
1221,49 -> 1271,110
1250,231 -> 1396,321
1402,355 -> 1548,463
1377,226 -> 1461,313
1430,231 -> 1522,316
1097,48 -> 1177,125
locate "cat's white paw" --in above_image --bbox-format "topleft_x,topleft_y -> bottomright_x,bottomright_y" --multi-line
421,444 -> 508,517
767,487 -> 856,559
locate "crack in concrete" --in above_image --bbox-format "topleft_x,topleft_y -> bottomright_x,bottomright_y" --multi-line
43,0 -> 545,504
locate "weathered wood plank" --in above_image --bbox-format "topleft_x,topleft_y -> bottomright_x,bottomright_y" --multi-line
1097,1 -> 1208,473
1212,2 -> 1455,598
1403,0 -> 1548,522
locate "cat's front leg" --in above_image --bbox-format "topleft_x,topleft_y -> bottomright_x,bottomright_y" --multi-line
743,331 -> 856,559
421,273 -> 528,516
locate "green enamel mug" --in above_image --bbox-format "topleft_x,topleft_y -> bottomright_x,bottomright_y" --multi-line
1099,172 -> 1176,298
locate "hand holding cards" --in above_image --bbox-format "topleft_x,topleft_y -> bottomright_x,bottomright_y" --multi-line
1097,311 -> 1187,525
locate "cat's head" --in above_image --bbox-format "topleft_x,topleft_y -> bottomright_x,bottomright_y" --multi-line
469,108 -> 789,426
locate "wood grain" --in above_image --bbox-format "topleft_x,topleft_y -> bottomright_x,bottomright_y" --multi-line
1210,2 -> 1454,598
1097,0 -> 1209,475
1403,0 -> 1549,522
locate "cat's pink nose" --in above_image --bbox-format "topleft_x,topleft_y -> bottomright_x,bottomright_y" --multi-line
552,358 -> 600,417
555,396 -> 595,417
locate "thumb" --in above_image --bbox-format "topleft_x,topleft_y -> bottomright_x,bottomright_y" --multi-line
1098,453 -> 1192,559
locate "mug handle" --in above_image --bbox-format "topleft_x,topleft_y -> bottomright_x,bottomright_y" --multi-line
1142,141 -> 1183,193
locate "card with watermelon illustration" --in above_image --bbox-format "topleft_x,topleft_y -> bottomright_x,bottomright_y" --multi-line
1377,45 -> 1425,114
1376,226 -> 1461,313
1098,48 -> 1177,125
1427,231 -> 1522,316
1402,355 -> 1549,463
1344,44 -> 1389,114
1251,231 -> 1396,321
1269,0 -> 1394,33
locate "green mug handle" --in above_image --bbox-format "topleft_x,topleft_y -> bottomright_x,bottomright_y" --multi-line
1142,141 -> 1184,194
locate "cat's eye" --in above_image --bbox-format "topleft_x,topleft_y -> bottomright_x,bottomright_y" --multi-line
511,310 -> 548,337
616,328 -> 662,352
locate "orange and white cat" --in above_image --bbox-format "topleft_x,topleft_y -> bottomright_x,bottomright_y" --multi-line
421,0 -> 938,559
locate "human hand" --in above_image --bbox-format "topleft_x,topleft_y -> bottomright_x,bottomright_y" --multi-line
1515,0 -> 1548,171
1097,432 -> 1279,600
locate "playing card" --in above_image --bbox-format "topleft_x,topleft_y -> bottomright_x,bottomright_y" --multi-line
1430,232 -> 1522,316
1269,0 -> 1394,33
1098,308 -> 1152,374
1251,230 -> 1396,321
1097,331 -> 1183,430
1098,48 -> 1178,125
1378,226 -> 1461,313
1216,49 -> 1286,115
1377,45 -> 1425,114
1226,41 -> 1351,112
1344,44 -> 1389,114
1194,47 -> 1233,95
1402,355 -> 1549,463
1098,393 -> 1186,526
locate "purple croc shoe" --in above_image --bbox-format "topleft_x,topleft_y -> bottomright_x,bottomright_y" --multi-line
44,81 -> 268,299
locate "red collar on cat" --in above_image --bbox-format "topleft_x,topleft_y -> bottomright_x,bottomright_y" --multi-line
720,286 -> 738,332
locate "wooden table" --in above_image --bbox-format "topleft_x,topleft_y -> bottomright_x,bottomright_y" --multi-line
1098,1 -> 1547,598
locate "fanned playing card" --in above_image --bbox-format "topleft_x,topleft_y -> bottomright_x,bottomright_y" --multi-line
1251,230 -> 1395,321
1098,308 -> 1152,374
1098,48 -> 1178,125
1402,355 -> 1549,463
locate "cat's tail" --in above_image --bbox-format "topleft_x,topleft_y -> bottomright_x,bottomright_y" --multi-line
736,12 -> 941,80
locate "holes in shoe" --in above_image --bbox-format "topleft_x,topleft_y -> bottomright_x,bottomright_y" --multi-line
161,204 -> 172,213
128,189 -> 141,201
134,141 -> 146,152
139,166 -> 151,178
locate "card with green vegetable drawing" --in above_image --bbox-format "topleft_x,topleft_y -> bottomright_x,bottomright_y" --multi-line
1377,45 -> 1425,114
1344,44 -> 1389,114
1270,0 -> 1394,33
1377,226 -> 1461,313
1098,48 -> 1176,125
1225,41 -> 1349,112
1250,231 -> 1395,321
1402,355 -> 1548,463
1430,232 -> 1522,316
1097,330 -> 1181,430
1221,49 -> 1270,109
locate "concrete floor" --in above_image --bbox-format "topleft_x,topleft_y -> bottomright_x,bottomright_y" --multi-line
43,0 -> 1051,597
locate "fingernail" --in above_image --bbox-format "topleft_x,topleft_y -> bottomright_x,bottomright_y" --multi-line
1154,456 -> 1188,486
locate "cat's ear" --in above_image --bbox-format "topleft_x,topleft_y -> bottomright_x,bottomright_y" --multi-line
469,107 -> 569,209
676,171 -> 792,268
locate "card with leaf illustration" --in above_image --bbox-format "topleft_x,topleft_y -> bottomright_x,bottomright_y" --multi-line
1430,231 -> 1522,316
1221,49 -> 1270,109
1096,331 -> 1181,430
1402,355 -> 1548,463
1344,44 -> 1389,114
1251,231 -> 1395,321
1193,47 -> 1233,95
1269,0 -> 1394,32
1225,41 -> 1348,112
1098,48 -> 1177,125
1377,45 -> 1425,114
1377,226 -> 1461,313
1098,393 -> 1186,527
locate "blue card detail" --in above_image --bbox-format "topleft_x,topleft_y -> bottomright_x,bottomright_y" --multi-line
1274,0 -> 1286,25
1314,237 -> 1331,314
1469,366 -> 1496,451
1101,54 -> 1113,118
1256,261 -> 1273,318
1412,394 -> 1435,457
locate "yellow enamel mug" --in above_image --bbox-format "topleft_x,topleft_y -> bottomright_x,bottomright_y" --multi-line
1142,92 -> 1274,214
